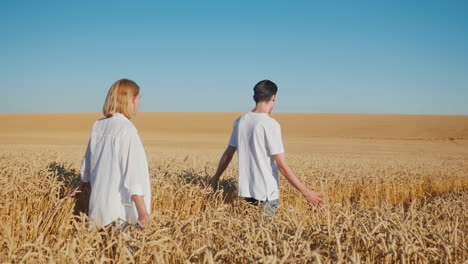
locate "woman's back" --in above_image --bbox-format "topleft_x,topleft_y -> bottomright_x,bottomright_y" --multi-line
81,113 -> 151,226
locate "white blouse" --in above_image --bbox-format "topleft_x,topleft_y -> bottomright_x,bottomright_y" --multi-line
80,113 -> 151,226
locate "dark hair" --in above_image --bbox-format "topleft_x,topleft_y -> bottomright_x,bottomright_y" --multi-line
253,80 -> 278,103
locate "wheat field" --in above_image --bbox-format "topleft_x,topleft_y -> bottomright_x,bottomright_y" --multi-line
1,113 -> 468,263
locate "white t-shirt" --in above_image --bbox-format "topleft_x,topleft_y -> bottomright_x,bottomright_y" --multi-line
80,113 -> 151,226
229,112 -> 284,201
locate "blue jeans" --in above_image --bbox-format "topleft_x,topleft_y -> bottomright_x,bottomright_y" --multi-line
244,197 -> 279,215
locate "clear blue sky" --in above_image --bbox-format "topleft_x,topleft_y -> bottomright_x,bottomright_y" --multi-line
2,0 -> 467,114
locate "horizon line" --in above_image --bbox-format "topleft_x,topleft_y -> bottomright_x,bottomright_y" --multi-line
1,111 -> 467,117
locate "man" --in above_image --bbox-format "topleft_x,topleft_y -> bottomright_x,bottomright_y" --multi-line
209,80 -> 323,213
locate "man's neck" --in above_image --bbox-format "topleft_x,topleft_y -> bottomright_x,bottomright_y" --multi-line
252,103 -> 272,114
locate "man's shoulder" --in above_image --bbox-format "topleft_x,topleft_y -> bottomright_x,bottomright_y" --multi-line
268,116 -> 281,126
235,112 -> 252,124
233,114 -> 244,127
247,115 -> 281,134
263,116 -> 281,129
236,112 -> 281,128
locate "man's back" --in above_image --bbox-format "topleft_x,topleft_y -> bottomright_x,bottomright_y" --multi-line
210,79 -> 323,210
229,112 -> 284,201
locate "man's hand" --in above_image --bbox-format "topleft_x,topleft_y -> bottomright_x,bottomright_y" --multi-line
304,190 -> 324,208
274,153 -> 325,208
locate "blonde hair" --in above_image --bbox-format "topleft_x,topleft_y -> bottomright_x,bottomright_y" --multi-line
103,79 -> 140,119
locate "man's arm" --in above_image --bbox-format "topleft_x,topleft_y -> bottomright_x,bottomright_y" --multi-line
209,145 -> 237,189
273,152 -> 324,207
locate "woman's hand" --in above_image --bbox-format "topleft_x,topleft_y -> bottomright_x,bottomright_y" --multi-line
63,181 -> 89,198
138,214 -> 150,229
64,187 -> 81,198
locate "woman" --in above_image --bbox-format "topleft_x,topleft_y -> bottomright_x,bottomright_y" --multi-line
68,79 -> 151,228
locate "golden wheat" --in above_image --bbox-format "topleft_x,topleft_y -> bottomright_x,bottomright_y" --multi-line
1,144 -> 467,263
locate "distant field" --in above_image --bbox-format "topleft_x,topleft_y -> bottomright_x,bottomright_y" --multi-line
1,112 -> 467,263
1,112 -> 468,147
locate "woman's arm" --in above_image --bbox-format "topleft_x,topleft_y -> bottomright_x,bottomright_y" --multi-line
65,139 -> 92,198
64,180 -> 90,198
132,195 -> 149,227
120,130 -> 151,227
